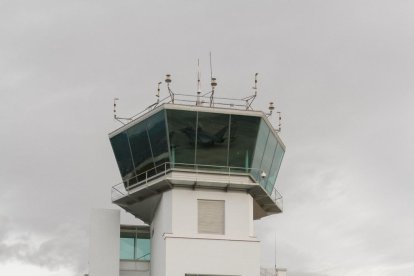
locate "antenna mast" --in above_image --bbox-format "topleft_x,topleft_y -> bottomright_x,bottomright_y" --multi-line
209,52 -> 217,107
113,98 -> 132,125
165,74 -> 174,103
243,73 -> 259,110
277,111 -> 282,133
275,232 -> 278,276
196,59 -> 202,106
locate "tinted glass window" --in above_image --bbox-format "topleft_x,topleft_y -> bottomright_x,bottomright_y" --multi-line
166,110 -> 197,166
127,120 -> 154,181
251,120 -> 270,180
147,110 -> 169,172
228,115 -> 260,171
135,238 -> 151,260
120,237 -> 135,260
259,133 -> 277,189
120,231 -> 151,261
196,112 -> 229,168
265,142 -> 285,193
110,133 -> 134,179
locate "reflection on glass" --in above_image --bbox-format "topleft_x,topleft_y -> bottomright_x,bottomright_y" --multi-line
120,227 -> 151,261
259,134 -> 277,189
251,119 -> 270,180
127,121 -> 154,181
166,110 -> 197,167
196,112 -> 229,168
110,133 -> 135,179
120,237 -> 135,260
228,115 -> 260,171
265,142 -> 285,193
110,108 -> 284,194
147,110 -> 169,172
135,239 -> 150,260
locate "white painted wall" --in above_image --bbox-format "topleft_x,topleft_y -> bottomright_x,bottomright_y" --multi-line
120,261 -> 150,276
150,191 -> 172,276
151,188 -> 260,276
172,188 -> 255,238
166,238 -> 260,276
89,209 -> 120,276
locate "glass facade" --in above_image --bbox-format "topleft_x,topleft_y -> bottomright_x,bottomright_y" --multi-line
195,112 -> 229,168
110,110 -> 169,188
120,227 -> 150,261
110,108 -> 285,194
228,115 -> 260,171
167,109 -> 197,166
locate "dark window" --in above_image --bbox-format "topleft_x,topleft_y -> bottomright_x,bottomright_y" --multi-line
259,133 -> 277,189
251,119 -> 270,181
110,132 -> 134,180
147,110 -> 169,172
166,109 -> 197,167
228,115 -> 260,172
196,112 -> 230,168
265,142 -> 285,193
127,120 -> 154,182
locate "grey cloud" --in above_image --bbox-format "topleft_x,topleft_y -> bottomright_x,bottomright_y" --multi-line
1,1 -> 414,275
0,216 -> 87,274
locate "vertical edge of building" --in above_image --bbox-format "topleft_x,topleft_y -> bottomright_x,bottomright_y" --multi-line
89,209 -> 120,276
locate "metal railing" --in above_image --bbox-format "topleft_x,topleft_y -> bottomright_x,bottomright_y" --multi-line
271,188 -> 283,211
127,93 -> 257,122
111,162 -> 283,210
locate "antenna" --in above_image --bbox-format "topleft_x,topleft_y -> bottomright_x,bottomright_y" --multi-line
274,232 -> 278,276
254,72 -> 258,93
209,52 -> 213,80
243,73 -> 259,110
277,111 -> 282,133
209,52 -> 217,107
210,77 -> 217,107
165,74 -> 174,103
113,98 -> 132,125
147,81 -> 163,110
266,102 -> 275,117
157,82 -> 162,99
113,97 -> 119,119
196,59 -> 202,106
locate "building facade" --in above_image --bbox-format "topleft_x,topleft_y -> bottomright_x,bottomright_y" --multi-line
89,101 -> 286,276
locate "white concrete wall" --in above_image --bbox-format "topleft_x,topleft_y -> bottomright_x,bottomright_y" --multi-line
89,209 -> 120,276
120,261 -> 150,276
277,269 -> 287,276
150,191 -> 172,276
151,188 -> 260,276
166,238 -> 260,276
171,188 -> 255,238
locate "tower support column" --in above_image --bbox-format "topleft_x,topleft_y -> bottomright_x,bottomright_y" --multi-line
150,188 -> 260,276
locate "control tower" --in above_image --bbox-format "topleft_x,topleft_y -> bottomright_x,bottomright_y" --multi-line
109,79 -> 285,276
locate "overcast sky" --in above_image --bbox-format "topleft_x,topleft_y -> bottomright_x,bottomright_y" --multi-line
1,1 -> 414,276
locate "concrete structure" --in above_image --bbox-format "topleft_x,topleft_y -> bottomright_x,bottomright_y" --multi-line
89,93 -> 287,276
89,209 -> 120,276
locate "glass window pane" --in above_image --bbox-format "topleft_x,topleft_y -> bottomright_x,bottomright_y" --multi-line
110,132 -> 135,180
147,110 -> 169,172
166,110 -> 197,167
251,120 -> 270,180
195,112 -> 229,168
120,237 -> 135,260
259,134 -> 277,189
265,142 -> 285,193
135,238 -> 151,260
127,120 -> 154,182
228,115 -> 260,171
